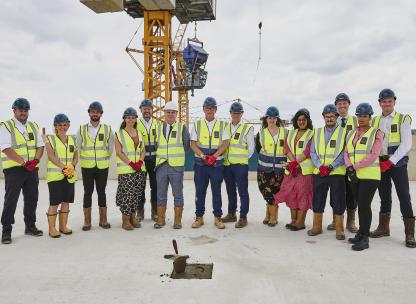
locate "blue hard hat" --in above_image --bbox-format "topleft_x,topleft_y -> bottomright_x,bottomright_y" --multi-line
123,107 -> 138,118
378,88 -> 396,102
322,104 -> 339,115
12,98 -> 31,110
334,93 -> 350,104
296,108 -> 310,118
355,103 -> 374,116
88,101 -> 103,113
140,99 -> 153,108
229,102 -> 244,113
265,106 -> 280,118
54,113 -> 70,125
203,97 -> 217,108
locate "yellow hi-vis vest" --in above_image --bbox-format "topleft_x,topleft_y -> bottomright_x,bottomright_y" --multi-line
137,119 -> 158,159
79,124 -> 111,169
0,119 -> 40,169
340,116 -> 357,133
313,125 -> 346,175
155,122 -> 185,167
372,112 -> 412,156
115,129 -> 146,175
346,127 -> 380,181
194,119 -> 227,166
257,127 -> 287,172
224,123 -> 253,166
46,135 -> 77,183
285,129 -> 314,175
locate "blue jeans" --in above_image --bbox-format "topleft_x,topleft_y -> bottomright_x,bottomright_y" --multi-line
194,164 -> 224,217
224,164 -> 249,219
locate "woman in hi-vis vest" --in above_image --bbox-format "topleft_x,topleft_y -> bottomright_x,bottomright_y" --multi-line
45,114 -> 78,238
274,108 -> 314,231
115,107 -> 146,231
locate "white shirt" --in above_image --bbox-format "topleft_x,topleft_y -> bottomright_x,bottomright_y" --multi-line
0,117 -> 45,151
140,118 -> 153,133
337,114 -> 350,126
229,121 -> 255,158
378,110 -> 412,164
166,123 -> 174,140
190,118 -> 230,141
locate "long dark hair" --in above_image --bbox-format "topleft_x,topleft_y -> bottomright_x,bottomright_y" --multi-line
261,116 -> 283,129
120,119 -> 137,130
291,110 -> 313,130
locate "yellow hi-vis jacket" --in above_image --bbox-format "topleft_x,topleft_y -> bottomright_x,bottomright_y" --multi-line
285,129 -> 314,175
115,129 -> 146,175
46,135 -> 77,183
79,124 -> 111,169
137,119 -> 158,159
224,123 -> 253,166
155,122 -> 185,167
257,127 -> 287,173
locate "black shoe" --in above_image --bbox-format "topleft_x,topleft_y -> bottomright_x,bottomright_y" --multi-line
285,223 -> 294,229
25,225 -> 44,237
351,235 -> 369,251
2,231 -> 12,244
348,232 -> 363,244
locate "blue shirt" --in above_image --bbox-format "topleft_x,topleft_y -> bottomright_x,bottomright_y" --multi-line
310,126 -> 345,169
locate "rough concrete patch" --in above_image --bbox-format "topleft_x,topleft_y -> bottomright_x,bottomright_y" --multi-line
189,235 -> 218,245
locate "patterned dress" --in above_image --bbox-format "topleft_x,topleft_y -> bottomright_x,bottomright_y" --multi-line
116,171 -> 146,215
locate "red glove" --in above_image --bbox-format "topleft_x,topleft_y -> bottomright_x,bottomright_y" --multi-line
319,166 -> 331,177
203,155 -> 210,165
135,160 -> 143,171
206,155 -> 217,166
291,166 -> 301,176
380,160 -> 393,173
287,160 -> 299,172
129,161 -> 140,171
24,159 -> 39,171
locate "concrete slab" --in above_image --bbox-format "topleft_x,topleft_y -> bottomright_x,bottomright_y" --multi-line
0,180 -> 415,304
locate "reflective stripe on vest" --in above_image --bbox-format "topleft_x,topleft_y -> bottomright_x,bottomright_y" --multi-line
47,135 -> 77,183
79,124 -> 111,169
258,127 -> 287,172
155,122 -> 185,167
224,123 -> 252,166
194,119 -> 226,166
137,119 -> 158,159
346,127 -> 380,180
116,129 -> 146,174
285,129 -> 314,176
313,126 -> 346,175
0,120 -> 39,169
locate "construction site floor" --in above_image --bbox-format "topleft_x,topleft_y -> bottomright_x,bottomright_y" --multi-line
1,180 -> 415,304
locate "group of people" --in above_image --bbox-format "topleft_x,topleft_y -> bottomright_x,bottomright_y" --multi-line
0,88 -> 414,252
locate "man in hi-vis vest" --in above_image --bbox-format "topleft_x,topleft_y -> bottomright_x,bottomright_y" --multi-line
191,97 -> 230,229
153,102 -> 190,229
76,102 -> 113,231
370,89 -> 415,248
0,98 -> 44,244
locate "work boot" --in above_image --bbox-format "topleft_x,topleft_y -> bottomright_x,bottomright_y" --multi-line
403,217 -> 416,248
346,208 -> 358,233
130,213 -> 141,228
307,213 -> 323,236
221,213 -> 237,223
137,209 -> 144,222
24,224 -> 43,236
82,208 -> 92,231
235,218 -> 248,228
154,206 -> 167,229
1,231 -> 12,244
99,207 -> 111,229
151,205 -> 158,222
369,212 -> 390,238
263,206 -> 270,225
122,214 -> 134,231
46,213 -> 61,238
335,214 -> 345,240
348,232 -> 363,244
268,205 -> 278,227
173,207 -> 183,229
59,211 -> 72,235
286,209 -> 298,229
214,217 -> 225,229
327,215 -> 336,231
192,216 -> 204,228
291,211 -> 307,231
351,235 -> 369,251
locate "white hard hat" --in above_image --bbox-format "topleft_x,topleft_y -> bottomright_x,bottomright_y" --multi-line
164,102 -> 178,112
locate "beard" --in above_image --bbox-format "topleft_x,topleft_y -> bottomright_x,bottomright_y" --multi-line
90,116 -> 100,122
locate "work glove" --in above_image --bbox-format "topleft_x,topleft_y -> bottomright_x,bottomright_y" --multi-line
347,166 -> 359,183
205,155 -> 217,166
63,164 -> 74,177
287,160 -> 299,172
135,160 -> 144,171
129,161 -> 140,171
380,160 -> 393,173
319,166 -> 331,177
24,159 -> 39,172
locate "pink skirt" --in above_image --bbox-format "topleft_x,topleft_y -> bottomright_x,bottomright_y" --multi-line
274,173 -> 313,211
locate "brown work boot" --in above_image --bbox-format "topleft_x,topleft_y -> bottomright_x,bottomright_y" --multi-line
268,205 -> 278,227
99,207 -> 111,229
369,212 -> 390,238
263,205 -> 270,225
235,218 -> 248,228
136,209 -> 144,222
286,209 -> 298,229
307,213 -> 323,236
327,215 -> 336,231
122,214 -> 134,231
404,217 -> 416,248
82,208 -> 92,231
291,210 -> 306,231
173,207 -> 183,229
221,213 -> 237,223
59,211 -> 72,235
335,214 -> 345,240
214,217 -> 225,229
346,208 -> 358,233
46,213 -> 61,238
154,206 -> 167,229
130,213 -> 141,228
191,216 -> 204,228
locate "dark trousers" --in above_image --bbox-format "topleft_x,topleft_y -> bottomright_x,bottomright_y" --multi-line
350,179 -> 379,236
138,158 -> 157,213
194,164 -> 224,217
224,164 -> 249,219
313,175 -> 346,214
330,175 -> 357,211
1,167 -> 39,233
81,167 -> 109,208
378,165 -> 414,218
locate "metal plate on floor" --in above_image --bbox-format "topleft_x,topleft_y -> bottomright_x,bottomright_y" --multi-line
170,263 -> 213,279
